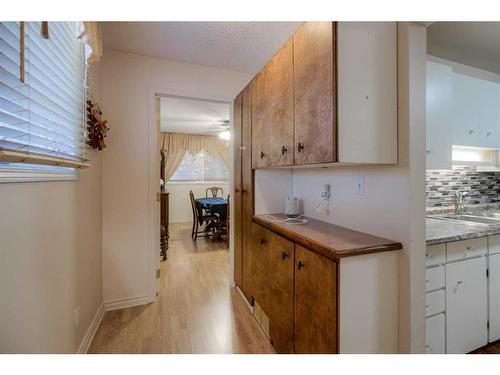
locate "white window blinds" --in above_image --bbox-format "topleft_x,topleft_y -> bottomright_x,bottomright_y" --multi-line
0,21 -> 86,167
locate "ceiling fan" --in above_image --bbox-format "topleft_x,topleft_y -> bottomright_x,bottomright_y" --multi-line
205,119 -> 231,139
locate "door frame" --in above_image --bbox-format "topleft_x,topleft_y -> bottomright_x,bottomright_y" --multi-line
147,86 -> 235,301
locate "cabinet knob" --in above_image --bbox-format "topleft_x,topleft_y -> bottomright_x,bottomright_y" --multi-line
242,189 -> 247,194
235,188 -> 240,193
487,132 -> 493,137
468,129 -> 475,135
426,150 -> 431,154
297,261 -> 305,270
281,251 -> 289,261
260,151 -> 265,159
260,238 -> 266,245
281,145 -> 288,155
297,142 -> 304,152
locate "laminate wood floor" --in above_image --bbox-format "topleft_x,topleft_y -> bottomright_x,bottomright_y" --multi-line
88,222 -> 274,354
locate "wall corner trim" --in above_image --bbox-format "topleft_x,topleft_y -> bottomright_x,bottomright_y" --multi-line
77,303 -> 105,354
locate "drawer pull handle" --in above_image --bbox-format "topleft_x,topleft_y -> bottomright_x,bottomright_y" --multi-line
466,246 -> 472,250
297,261 -> 305,270
281,146 -> 287,155
425,279 -> 430,283
454,281 -> 464,294
468,129 -> 475,135
281,251 -> 289,261
425,304 -> 430,309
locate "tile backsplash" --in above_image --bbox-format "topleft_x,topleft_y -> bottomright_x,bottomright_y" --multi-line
426,167 -> 500,207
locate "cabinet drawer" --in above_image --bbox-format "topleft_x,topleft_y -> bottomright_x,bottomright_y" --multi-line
426,266 -> 445,292
426,244 -> 446,266
426,314 -> 445,354
489,235 -> 500,255
426,289 -> 445,317
447,237 -> 487,262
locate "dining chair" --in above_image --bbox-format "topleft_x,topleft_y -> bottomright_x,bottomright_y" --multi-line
206,186 -> 223,197
189,190 -> 219,241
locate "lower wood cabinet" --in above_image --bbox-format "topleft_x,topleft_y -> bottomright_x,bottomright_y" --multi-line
248,223 -> 337,353
249,223 -> 295,353
295,244 -> 337,353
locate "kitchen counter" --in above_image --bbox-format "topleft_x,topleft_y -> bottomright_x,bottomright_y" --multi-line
426,216 -> 500,245
253,214 -> 402,260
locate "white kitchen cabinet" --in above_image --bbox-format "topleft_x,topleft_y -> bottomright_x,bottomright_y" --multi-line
338,22 -> 397,164
447,237 -> 487,262
426,244 -> 446,267
426,289 -> 446,317
426,61 -> 453,170
426,266 -> 445,292
446,257 -> 488,353
426,314 -> 445,354
489,253 -> 500,342
489,235 -> 500,255
452,73 -> 481,147
479,80 -> 500,149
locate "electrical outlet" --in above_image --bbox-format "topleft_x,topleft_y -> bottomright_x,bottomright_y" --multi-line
74,307 -> 80,329
356,176 -> 365,196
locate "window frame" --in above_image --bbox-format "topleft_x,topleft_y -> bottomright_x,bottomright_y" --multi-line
168,149 -> 229,183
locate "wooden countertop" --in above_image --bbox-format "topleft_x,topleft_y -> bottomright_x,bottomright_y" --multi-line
253,214 -> 402,261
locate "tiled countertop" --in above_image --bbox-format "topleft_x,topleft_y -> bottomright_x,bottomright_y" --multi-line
426,216 -> 500,245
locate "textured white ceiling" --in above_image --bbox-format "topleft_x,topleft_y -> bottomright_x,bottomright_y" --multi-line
102,21 -> 302,74
428,22 -> 500,74
160,96 -> 230,134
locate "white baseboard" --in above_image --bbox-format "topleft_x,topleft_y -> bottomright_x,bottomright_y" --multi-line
103,295 -> 152,311
77,303 -> 104,354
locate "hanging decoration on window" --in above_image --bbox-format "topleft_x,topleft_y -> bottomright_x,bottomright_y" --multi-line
86,100 -> 108,151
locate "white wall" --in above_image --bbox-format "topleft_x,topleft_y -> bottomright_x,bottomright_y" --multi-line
166,182 -> 229,223
0,63 -> 103,353
101,49 -> 251,306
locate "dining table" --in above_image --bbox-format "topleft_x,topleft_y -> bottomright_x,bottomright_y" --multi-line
195,197 -> 228,241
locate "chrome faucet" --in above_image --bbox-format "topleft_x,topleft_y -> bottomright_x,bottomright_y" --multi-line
453,191 -> 467,214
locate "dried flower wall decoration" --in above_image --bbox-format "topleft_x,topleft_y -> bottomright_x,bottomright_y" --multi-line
86,100 -> 108,150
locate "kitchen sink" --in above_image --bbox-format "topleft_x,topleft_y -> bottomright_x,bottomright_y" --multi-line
436,214 -> 500,225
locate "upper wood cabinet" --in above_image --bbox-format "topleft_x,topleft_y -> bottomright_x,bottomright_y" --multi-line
294,22 -> 336,165
251,38 -> 294,169
250,22 -> 398,169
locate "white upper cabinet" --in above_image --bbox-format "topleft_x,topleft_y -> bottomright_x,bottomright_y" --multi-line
479,80 -> 500,149
426,61 -> 453,170
452,73 -> 481,147
338,22 -> 397,164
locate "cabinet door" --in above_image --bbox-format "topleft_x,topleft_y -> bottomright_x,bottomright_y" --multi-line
426,314 -> 445,354
337,22 -> 397,164
446,257 -> 488,353
240,85 -> 253,298
452,73 -> 481,147
426,61 -> 453,170
251,38 -> 294,168
479,80 -> 500,149
295,245 -> 337,353
489,253 -> 500,342
233,92 -> 243,288
293,22 -> 336,165
249,223 -> 295,353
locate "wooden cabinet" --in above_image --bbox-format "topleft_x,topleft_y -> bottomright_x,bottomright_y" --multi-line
250,21 -> 397,168
426,61 -> 453,170
293,22 -> 336,165
452,73 -> 481,147
233,84 -> 254,299
489,253 -> 500,342
249,223 -> 295,353
446,256 -> 488,353
251,38 -> 294,169
295,244 -> 337,353
233,92 -> 243,288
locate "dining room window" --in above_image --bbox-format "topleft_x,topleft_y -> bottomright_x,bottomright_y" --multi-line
170,150 -> 229,182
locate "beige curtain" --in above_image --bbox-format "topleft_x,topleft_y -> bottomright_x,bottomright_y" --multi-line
161,132 -> 230,181
77,22 -> 103,63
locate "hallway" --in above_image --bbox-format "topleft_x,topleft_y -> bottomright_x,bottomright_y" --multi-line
88,223 -> 274,353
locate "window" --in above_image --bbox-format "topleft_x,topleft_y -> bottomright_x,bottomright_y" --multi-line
0,21 -> 86,182
170,150 -> 229,182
